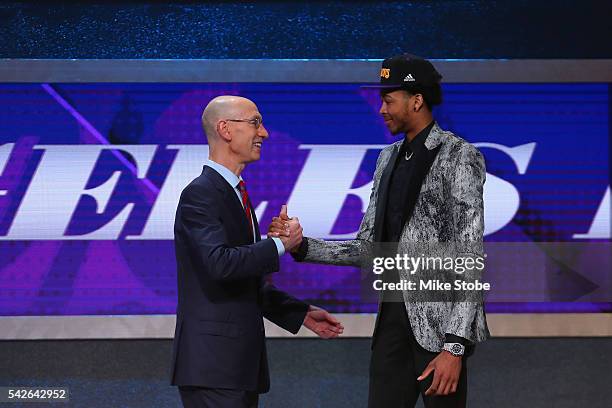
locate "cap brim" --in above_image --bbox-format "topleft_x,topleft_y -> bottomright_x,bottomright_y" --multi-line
360,84 -> 405,89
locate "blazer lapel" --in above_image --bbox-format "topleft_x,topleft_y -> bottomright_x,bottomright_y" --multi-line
373,145 -> 400,242
400,144 -> 442,230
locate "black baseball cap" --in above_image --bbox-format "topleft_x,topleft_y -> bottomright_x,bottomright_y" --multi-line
363,54 -> 443,89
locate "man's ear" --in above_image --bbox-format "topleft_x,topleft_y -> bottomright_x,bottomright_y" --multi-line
216,120 -> 232,142
413,93 -> 424,112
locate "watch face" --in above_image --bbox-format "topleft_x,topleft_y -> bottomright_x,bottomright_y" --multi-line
451,344 -> 463,355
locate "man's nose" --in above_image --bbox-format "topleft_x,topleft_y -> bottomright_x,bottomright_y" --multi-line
379,102 -> 387,115
258,124 -> 269,138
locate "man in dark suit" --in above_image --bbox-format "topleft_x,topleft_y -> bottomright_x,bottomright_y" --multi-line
171,95 -> 344,408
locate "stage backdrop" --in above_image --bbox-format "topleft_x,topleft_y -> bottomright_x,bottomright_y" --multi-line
0,81 -> 609,316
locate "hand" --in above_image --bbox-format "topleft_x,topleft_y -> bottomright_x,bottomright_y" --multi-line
417,350 -> 462,396
303,306 -> 344,339
268,204 -> 291,238
269,205 -> 302,252
280,218 -> 302,251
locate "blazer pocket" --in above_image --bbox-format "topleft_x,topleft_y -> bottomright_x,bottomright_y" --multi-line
197,320 -> 241,338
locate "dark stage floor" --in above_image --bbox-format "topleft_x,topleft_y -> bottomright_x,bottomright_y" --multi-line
2,337 -> 611,407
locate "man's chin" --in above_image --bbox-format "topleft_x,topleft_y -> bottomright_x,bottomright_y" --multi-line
385,124 -> 401,135
249,152 -> 261,162
388,125 -> 408,136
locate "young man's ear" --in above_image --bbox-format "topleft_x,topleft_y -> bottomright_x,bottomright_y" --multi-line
413,93 -> 425,112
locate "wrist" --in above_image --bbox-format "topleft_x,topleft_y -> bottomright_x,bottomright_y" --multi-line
290,241 -> 303,253
442,342 -> 465,357
442,350 -> 462,359
290,238 -> 309,261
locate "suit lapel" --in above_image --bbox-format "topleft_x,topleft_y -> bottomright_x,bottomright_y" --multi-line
202,166 -> 252,239
400,123 -> 445,231
247,196 -> 261,242
373,145 -> 399,242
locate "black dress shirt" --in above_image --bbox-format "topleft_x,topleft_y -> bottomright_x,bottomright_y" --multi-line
382,121 -> 434,242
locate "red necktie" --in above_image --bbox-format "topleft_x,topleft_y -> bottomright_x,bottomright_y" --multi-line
237,180 -> 254,239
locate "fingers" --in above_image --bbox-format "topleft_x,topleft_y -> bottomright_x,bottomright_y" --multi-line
319,327 -> 341,339
437,376 -> 449,396
287,218 -> 301,230
271,216 -> 287,225
307,309 -> 343,333
319,310 -> 344,329
323,312 -> 340,325
441,379 -> 454,396
439,375 -> 458,396
279,204 -> 289,220
327,329 -> 340,338
425,370 -> 441,396
417,364 -> 434,381
326,323 -> 343,334
419,356 -> 460,396
268,217 -> 290,237
271,213 -> 301,240
308,316 -> 344,338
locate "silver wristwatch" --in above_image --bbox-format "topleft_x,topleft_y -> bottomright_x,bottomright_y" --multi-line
443,342 -> 465,356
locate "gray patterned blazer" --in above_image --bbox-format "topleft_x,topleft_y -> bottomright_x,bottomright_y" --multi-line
295,123 -> 490,352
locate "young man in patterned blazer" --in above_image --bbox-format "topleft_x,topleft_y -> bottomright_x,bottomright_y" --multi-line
269,54 -> 490,408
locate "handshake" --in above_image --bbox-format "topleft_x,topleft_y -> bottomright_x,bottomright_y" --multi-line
267,205 -> 303,253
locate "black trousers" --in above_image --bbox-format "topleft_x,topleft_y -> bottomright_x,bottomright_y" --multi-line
368,302 -> 468,408
179,386 -> 259,408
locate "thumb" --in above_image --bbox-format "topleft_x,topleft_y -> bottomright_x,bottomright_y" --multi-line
417,365 -> 435,381
280,204 -> 289,219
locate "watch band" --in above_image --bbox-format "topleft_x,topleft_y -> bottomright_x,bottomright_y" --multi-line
443,342 -> 465,356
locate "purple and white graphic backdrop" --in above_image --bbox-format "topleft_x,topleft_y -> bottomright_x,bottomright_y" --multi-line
0,83 -> 609,316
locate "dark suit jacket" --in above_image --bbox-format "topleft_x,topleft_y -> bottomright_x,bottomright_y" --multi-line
170,165 -> 309,392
